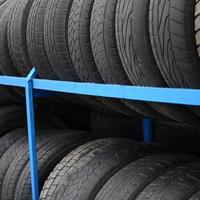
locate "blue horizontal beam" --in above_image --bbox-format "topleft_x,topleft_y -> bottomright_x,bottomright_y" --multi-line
0,74 -> 199,106
0,76 -> 26,87
32,79 -> 200,107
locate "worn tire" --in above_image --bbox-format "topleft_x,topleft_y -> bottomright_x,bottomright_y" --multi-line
0,127 -> 26,158
8,0 -> 34,76
95,154 -> 194,200
149,0 -> 200,118
91,0 -> 164,119
44,0 -> 134,116
150,0 -> 200,89
68,0 -> 139,116
0,134 -> 28,196
135,161 -> 200,200
0,0 -> 24,100
40,139 -> 160,200
115,0 -> 199,124
26,0 -> 57,79
1,130 -> 90,200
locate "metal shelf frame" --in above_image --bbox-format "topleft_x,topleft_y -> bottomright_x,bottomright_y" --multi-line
0,68 -> 200,200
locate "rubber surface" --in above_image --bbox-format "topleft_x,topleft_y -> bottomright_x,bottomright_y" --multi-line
1,130 -> 90,200
149,0 -> 200,117
68,0 -> 139,116
44,0 -> 135,115
0,134 -> 28,197
27,0 -> 57,79
115,0 -> 200,124
135,161 -> 200,200
40,139 -> 160,200
150,0 -> 200,88
90,0 -> 165,119
0,127 -> 26,158
95,154 -> 194,200
0,0 -> 24,100
8,0 -> 34,76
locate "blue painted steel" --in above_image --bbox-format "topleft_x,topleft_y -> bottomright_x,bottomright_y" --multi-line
32,79 -> 200,106
25,68 -> 39,200
143,118 -> 153,144
0,73 -> 199,106
0,76 -> 26,87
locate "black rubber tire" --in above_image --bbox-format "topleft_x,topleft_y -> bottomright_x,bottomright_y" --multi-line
26,0 -> 57,79
1,130 -> 90,200
40,139 -> 162,200
115,0 -> 200,124
0,0 -> 23,102
0,0 -> 19,77
95,154 -> 195,200
7,0 -> 34,76
135,161 -> 200,200
0,136 -> 27,197
44,0 -> 80,82
44,0 -> 131,116
0,129 -> 53,198
0,0 -> 24,100
150,0 -> 200,89
90,0 -> 164,120
149,0 -> 200,118
27,0 -> 110,113
68,0 -> 140,117
0,128 -> 57,197
0,127 -> 27,158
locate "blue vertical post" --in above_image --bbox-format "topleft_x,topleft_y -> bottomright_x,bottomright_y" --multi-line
25,68 -> 39,200
143,118 -> 153,144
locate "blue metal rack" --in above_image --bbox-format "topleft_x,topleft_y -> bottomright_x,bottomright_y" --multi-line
0,68 -> 200,200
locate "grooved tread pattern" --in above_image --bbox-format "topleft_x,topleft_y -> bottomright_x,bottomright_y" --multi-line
90,0 -> 165,119
0,0 -> 24,100
68,0 -> 138,117
149,0 -> 200,89
0,135 -> 28,197
44,0 -> 79,81
95,154 -> 194,200
0,127 -> 26,158
26,0 -> 57,79
149,0 -> 200,118
115,0 -> 200,124
136,161 -> 200,200
40,139 -> 148,200
2,130 -> 90,200
8,0 -> 33,76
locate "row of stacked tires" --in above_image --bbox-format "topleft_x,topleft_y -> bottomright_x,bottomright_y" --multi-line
0,98 -> 200,200
0,0 -> 200,125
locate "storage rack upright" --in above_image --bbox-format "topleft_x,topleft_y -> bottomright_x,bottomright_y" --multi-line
0,67 -> 200,200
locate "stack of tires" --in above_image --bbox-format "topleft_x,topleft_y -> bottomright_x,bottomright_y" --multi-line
1,0 -> 200,199
1,114 -> 200,200
0,0 -> 200,124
